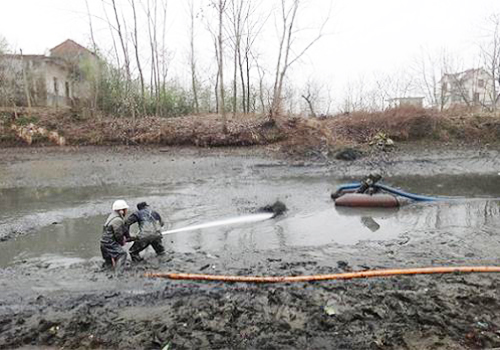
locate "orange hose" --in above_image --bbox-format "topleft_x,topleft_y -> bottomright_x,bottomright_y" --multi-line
144,266 -> 500,283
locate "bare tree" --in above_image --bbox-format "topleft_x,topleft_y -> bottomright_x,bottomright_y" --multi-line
242,0 -> 268,114
101,0 -> 121,68
20,49 -> 32,111
209,0 -> 228,130
145,0 -> 159,113
254,57 -> 268,113
111,0 -> 131,83
218,0 -> 227,129
413,49 -> 452,111
300,79 -> 321,117
188,0 -> 200,113
270,0 -> 329,120
0,35 -> 8,54
374,70 -> 415,109
130,0 -> 145,107
84,0 -> 100,114
85,0 -> 97,52
481,13 -> 500,113
225,0 -> 268,115
340,75 -> 383,113
109,0 -> 136,119
227,0 -> 243,115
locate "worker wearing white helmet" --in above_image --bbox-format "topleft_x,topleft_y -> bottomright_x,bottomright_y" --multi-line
100,200 -> 132,269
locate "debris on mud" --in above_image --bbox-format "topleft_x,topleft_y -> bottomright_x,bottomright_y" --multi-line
258,200 -> 287,217
334,147 -> 364,161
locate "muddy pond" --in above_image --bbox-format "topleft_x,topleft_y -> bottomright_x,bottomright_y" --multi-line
2,146 -> 500,349
1,150 -> 500,269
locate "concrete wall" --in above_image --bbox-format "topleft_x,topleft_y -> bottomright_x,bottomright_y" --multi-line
44,61 -> 72,107
0,55 -> 73,107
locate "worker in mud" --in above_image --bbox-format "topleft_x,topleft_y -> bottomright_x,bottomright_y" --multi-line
100,200 -> 131,270
125,201 -> 166,262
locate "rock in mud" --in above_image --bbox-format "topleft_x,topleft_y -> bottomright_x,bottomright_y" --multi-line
334,147 -> 363,161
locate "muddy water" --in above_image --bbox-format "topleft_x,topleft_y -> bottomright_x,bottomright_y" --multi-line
1,170 -> 500,269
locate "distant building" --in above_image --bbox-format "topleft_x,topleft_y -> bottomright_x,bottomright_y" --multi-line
0,39 -> 97,108
50,39 -> 98,65
387,97 -> 424,108
439,68 -> 497,110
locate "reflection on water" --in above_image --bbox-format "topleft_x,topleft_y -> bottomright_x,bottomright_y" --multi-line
361,217 -> 381,232
1,174 -> 500,268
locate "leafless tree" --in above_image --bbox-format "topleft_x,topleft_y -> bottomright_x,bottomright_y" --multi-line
254,57 -> 268,113
111,0 -> 131,83
145,0 -> 159,113
188,0 -> 200,113
270,0 -> 329,120
227,0 -> 243,115
481,13 -> 500,113
84,0 -> 100,114
109,0 -> 137,119
101,0 -> 121,68
242,0 -> 268,114
218,0 -> 227,129
413,49 -> 453,111
300,79 -> 321,117
20,49 -> 32,111
374,70 -> 415,109
208,0 -> 228,130
130,0 -> 145,106
159,0 -> 169,93
85,0 -> 97,52
0,35 -> 8,54
224,0 -> 268,115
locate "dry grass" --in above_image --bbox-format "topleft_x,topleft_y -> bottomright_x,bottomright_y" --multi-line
0,108 -> 284,147
325,106 -> 439,142
1,106 -> 500,149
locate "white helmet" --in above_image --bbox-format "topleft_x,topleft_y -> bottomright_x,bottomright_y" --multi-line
112,200 -> 129,211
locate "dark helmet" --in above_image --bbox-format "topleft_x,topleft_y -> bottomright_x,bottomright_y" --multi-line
137,202 -> 149,210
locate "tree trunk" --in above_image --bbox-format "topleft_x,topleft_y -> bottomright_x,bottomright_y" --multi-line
189,0 -> 199,113
130,0 -> 145,115
218,0 -> 226,132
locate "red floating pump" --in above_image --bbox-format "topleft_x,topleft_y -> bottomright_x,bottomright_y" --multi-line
334,193 -> 400,208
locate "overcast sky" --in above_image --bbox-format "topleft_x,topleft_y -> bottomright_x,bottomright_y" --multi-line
2,0 -> 500,110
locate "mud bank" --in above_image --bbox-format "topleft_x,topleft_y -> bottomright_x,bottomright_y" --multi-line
2,252 -> 500,350
1,145 -> 500,349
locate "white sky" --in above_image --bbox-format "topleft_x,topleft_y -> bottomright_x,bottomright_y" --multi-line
1,0 -> 500,111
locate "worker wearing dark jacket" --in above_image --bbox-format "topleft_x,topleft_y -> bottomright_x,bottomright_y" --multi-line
126,202 -> 166,262
100,199 -> 130,269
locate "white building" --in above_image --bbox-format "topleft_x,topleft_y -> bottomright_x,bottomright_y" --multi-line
439,68 -> 497,110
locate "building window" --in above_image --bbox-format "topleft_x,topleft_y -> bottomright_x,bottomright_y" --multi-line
65,82 -> 70,98
478,79 -> 484,88
53,77 -> 59,96
474,92 -> 480,103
